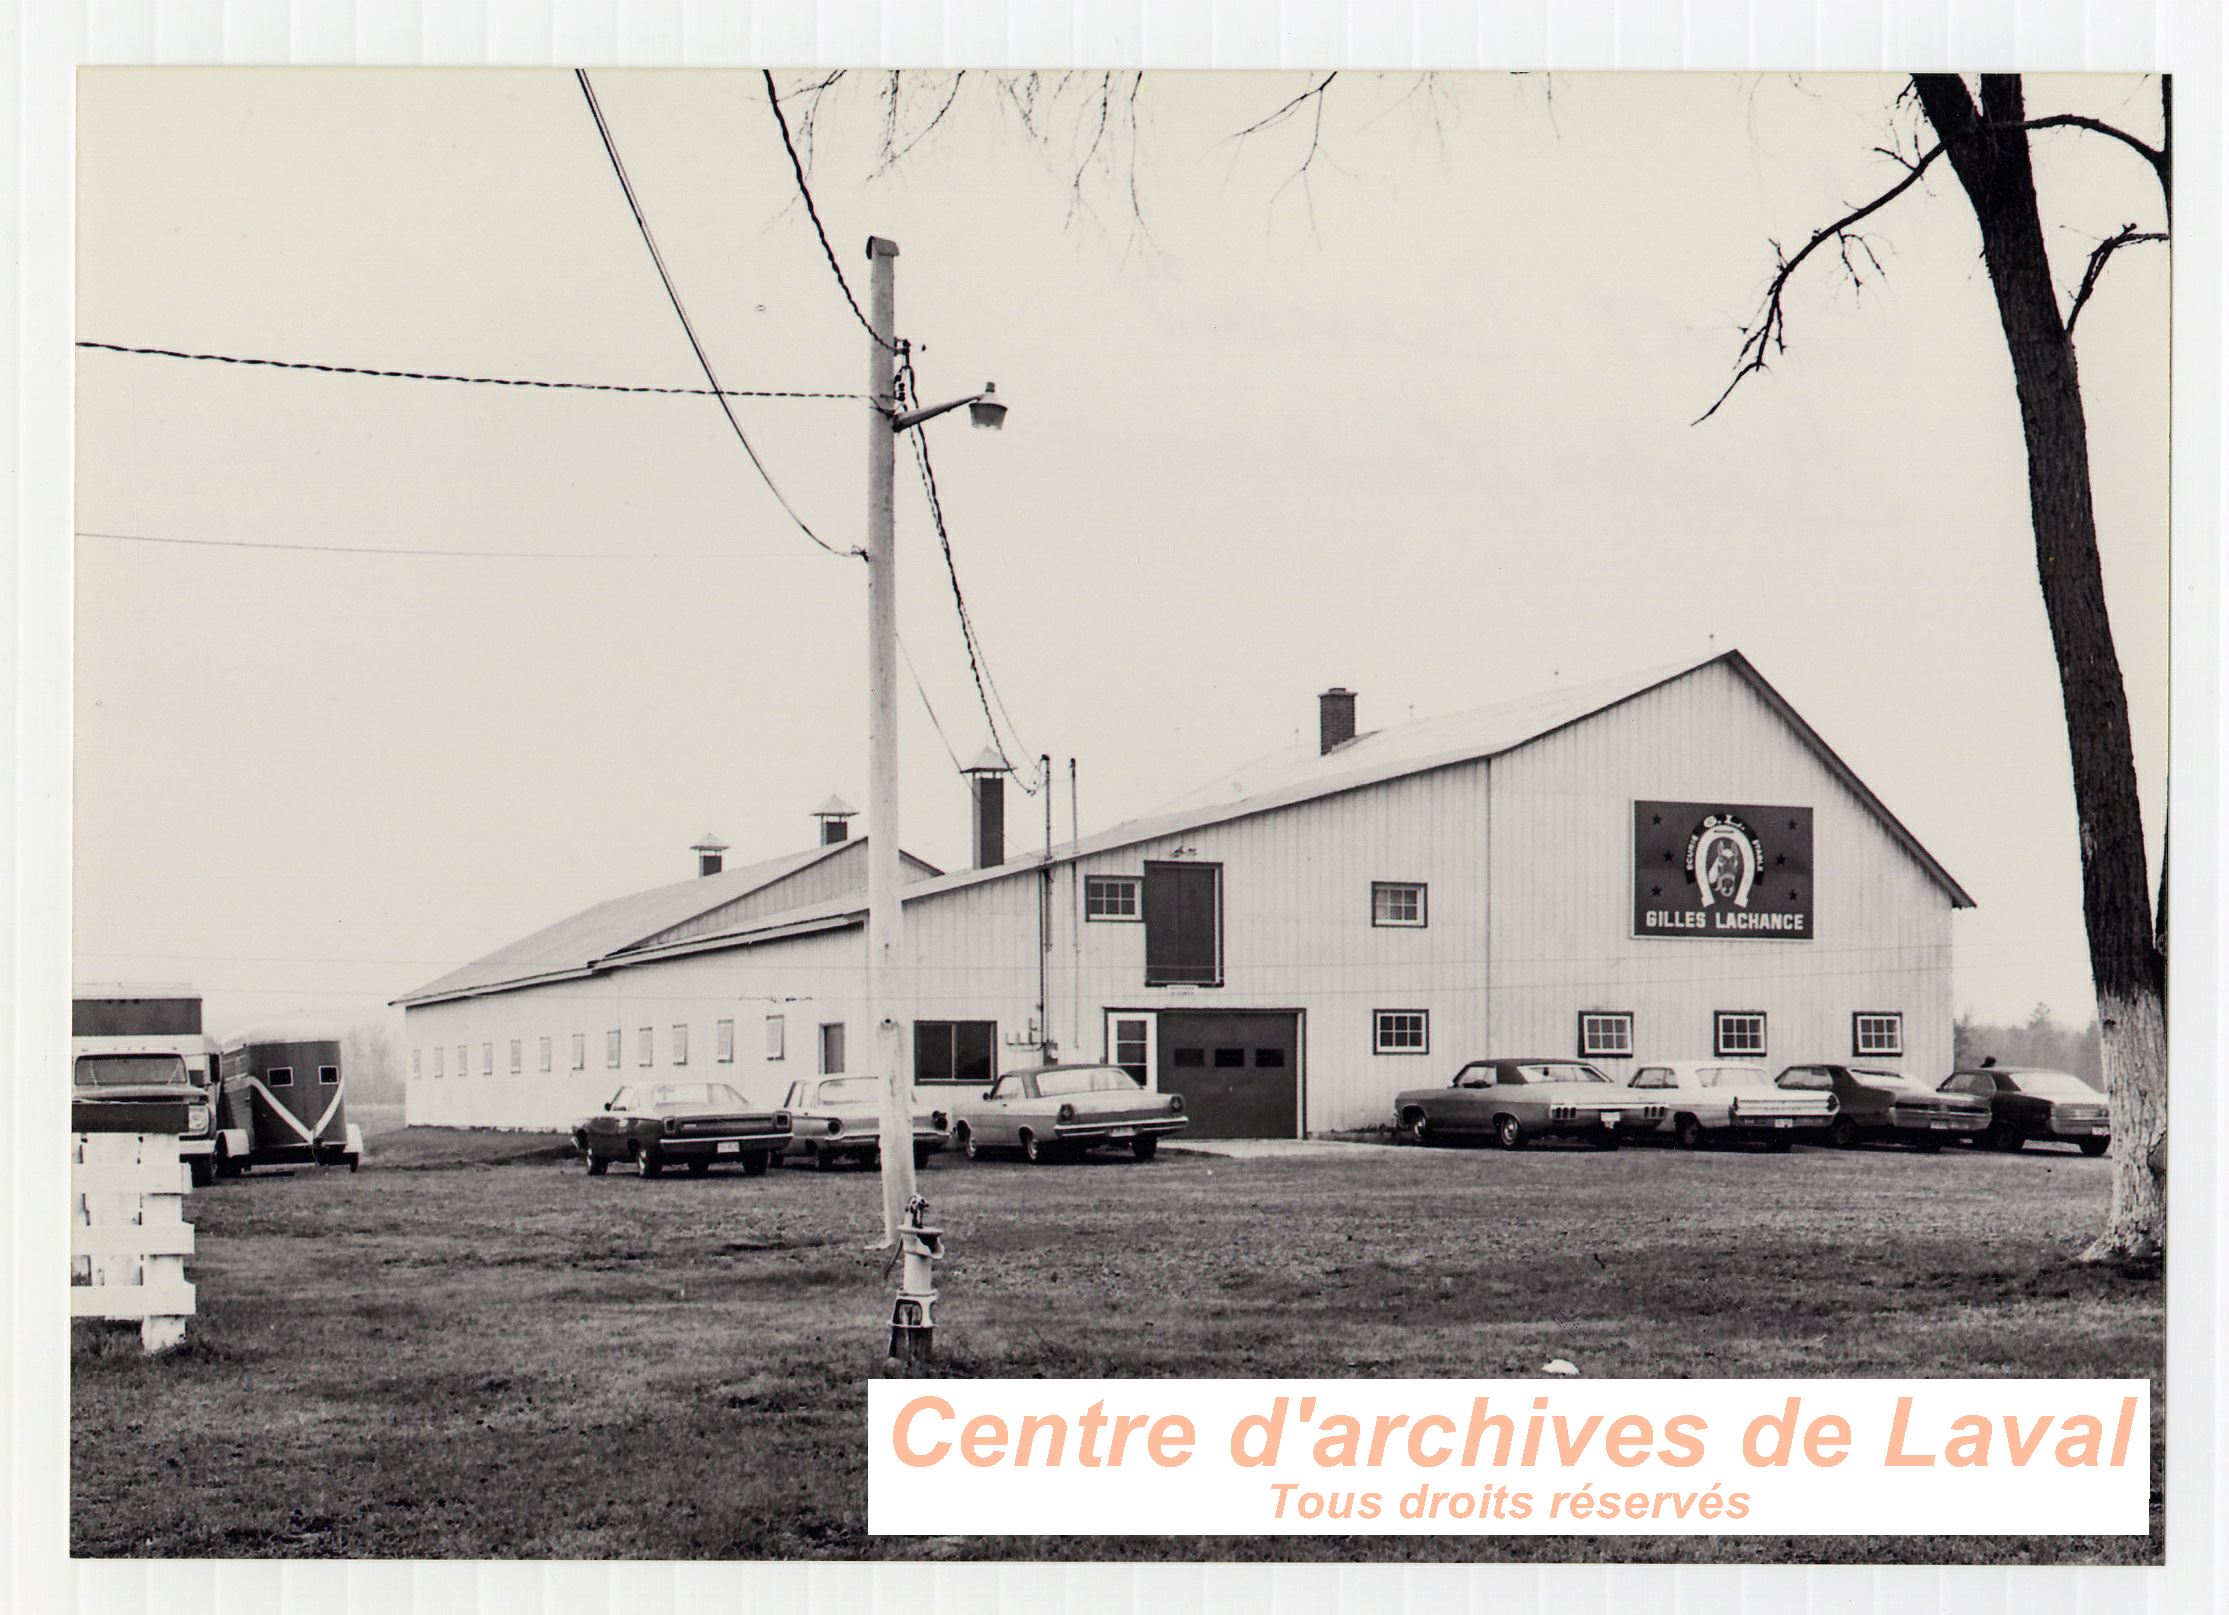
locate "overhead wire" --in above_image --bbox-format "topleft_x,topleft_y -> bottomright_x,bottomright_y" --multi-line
75,528 -> 827,563
761,69 -> 898,353
575,68 -> 860,562
74,340 -> 861,401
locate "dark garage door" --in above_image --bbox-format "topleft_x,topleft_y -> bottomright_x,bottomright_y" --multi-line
1156,1011 -> 1301,1139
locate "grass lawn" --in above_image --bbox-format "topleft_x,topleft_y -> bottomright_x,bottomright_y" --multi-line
70,1127 -> 2162,1562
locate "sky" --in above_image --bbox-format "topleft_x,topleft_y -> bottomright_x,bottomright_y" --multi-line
72,68 -> 2171,1037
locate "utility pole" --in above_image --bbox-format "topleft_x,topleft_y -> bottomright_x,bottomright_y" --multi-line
862,235 -> 1005,1364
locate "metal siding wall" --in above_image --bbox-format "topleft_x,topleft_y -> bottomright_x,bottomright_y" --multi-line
1485,661 -> 1955,1077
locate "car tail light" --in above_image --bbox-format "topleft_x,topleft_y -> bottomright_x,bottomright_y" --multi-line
1057,1103 -> 1076,1124
773,1111 -> 791,1128
1168,1093 -> 1185,1114
1825,1095 -> 1839,1114
826,1118 -> 843,1136
663,1116 -> 679,1135
932,1110 -> 948,1131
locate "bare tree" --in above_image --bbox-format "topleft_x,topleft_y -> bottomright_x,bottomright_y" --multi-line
1709,74 -> 2170,1261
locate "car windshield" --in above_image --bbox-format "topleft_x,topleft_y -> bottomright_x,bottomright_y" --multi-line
1034,1067 -> 1142,1097
1777,1068 -> 1832,1091
814,1077 -> 881,1106
646,1082 -> 748,1110
1854,1067 -> 1937,1094
74,1054 -> 188,1088
2005,1069 -> 2104,1100
1701,1065 -> 1774,1089
1511,1062 -> 1610,1085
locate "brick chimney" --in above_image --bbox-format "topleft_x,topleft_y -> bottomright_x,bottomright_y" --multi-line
1319,687 -> 1357,755
690,833 -> 729,877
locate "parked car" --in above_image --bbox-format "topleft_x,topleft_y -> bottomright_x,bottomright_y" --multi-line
1775,1063 -> 1989,1150
777,1075 -> 951,1170
1395,1058 -> 1668,1150
950,1064 -> 1188,1162
1938,1065 -> 2111,1155
1623,1059 -> 1838,1150
572,1081 -> 791,1178
71,1050 -> 218,1186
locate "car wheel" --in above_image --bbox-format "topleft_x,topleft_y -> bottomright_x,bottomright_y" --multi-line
914,1144 -> 933,1170
188,1155 -> 215,1188
957,1124 -> 978,1161
347,1155 -> 360,1174
1913,1138 -> 1944,1154
213,1141 -> 236,1180
687,1159 -> 710,1176
1131,1136 -> 1159,1162
1402,1110 -> 1432,1147
815,1146 -> 840,1172
583,1143 -> 607,1177
743,1151 -> 771,1177
1764,1136 -> 1795,1153
1673,1115 -> 1705,1151
1022,1130 -> 1046,1164
2078,1137 -> 2110,1158
1829,1117 -> 1859,1150
1991,1125 -> 2026,1153
1591,1129 -> 1622,1151
1494,1115 -> 1525,1151
633,1142 -> 662,1179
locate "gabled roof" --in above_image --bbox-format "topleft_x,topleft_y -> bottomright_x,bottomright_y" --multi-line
599,649 -> 1969,971
393,837 -> 939,1007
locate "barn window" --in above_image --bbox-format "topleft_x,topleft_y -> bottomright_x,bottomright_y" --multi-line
1109,1016 -> 1149,1082
1085,875 -> 1141,921
539,1036 -> 552,1073
412,1050 -> 422,1080
318,1065 -> 338,1086
716,1019 -> 735,1063
456,1044 -> 467,1079
482,1043 -> 494,1076
509,1040 -> 522,1074
1143,861 -> 1222,986
637,1027 -> 654,1068
433,1047 -> 444,1079
1374,1010 -> 1429,1055
1371,881 -> 1428,927
268,1066 -> 294,1088
766,1015 -> 786,1061
1853,1012 -> 1904,1057
915,1021 -> 997,1084
1578,1012 -> 1635,1059
672,1024 -> 689,1066
571,1033 -> 586,1071
1714,1012 -> 1767,1058
605,1030 -> 621,1069
819,1022 -> 847,1075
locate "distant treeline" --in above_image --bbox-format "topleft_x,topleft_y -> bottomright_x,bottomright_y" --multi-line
1953,1004 -> 2103,1084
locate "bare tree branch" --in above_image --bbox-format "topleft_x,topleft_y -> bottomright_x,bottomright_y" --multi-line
1694,142 -> 1949,423
2066,224 -> 2169,336
2020,113 -> 2171,208
1227,73 -> 1339,142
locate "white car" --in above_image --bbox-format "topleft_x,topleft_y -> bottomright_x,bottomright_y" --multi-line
777,1076 -> 950,1170
1623,1059 -> 1838,1150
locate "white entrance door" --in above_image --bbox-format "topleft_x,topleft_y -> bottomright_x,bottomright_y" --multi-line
1103,1011 -> 1157,1090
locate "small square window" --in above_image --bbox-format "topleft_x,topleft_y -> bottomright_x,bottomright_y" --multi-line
1715,1012 -> 1767,1059
672,1023 -> 689,1066
1085,875 -> 1142,921
1371,882 -> 1428,928
572,1033 -> 586,1071
509,1039 -> 522,1075
606,1030 -> 622,1069
766,1015 -> 786,1060
1213,1047 -> 1246,1068
318,1065 -> 338,1086
1853,1012 -> 1904,1057
1255,1048 -> 1287,1069
1374,1010 -> 1429,1055
1578,1011 -> 1635,1059
1171,1048 -> 1205,1068
637,1027 -> 654,1068
268,1066 -> 294,1088
716,1019 -> 735,1063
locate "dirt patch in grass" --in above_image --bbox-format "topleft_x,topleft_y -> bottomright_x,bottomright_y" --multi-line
70,1140 -> 2160,1562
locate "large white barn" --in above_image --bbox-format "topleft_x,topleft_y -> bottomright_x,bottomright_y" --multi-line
395,650 -> 1971,1138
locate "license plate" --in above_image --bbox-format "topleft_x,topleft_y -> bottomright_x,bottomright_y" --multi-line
716,1142 -> 739,1155
1600,1112 -> 1622,1126
1929,1120 -> 1953,1130
1772,1119 -> 1793,1129
2088,1125 -> 2109,1135
1108,1128 -> 1136,1139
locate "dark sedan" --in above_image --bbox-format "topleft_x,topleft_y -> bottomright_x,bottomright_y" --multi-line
1396,1058 -> 1667,1149
573,1081 -> 791,1178
1939,1065 -> 2111,1155
1777,1063 -> 1988,1151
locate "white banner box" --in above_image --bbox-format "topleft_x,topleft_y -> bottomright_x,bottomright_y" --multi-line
868,1378 -> 2150,1537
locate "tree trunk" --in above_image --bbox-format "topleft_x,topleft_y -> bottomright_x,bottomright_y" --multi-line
1912,74 -> 2166,1260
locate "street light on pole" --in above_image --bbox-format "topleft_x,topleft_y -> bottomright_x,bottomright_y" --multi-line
863,234 -> 1006,1365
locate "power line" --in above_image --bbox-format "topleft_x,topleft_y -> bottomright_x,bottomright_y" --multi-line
575,68 -> 860,563
75,341 -> 861,401
74,528 -> 828,563
761,69 -> 897,353
896,634 -> 964,773
899,354 -> 1042,794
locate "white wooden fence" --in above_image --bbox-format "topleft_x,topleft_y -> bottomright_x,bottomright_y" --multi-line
71,1132 -> 196,1352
